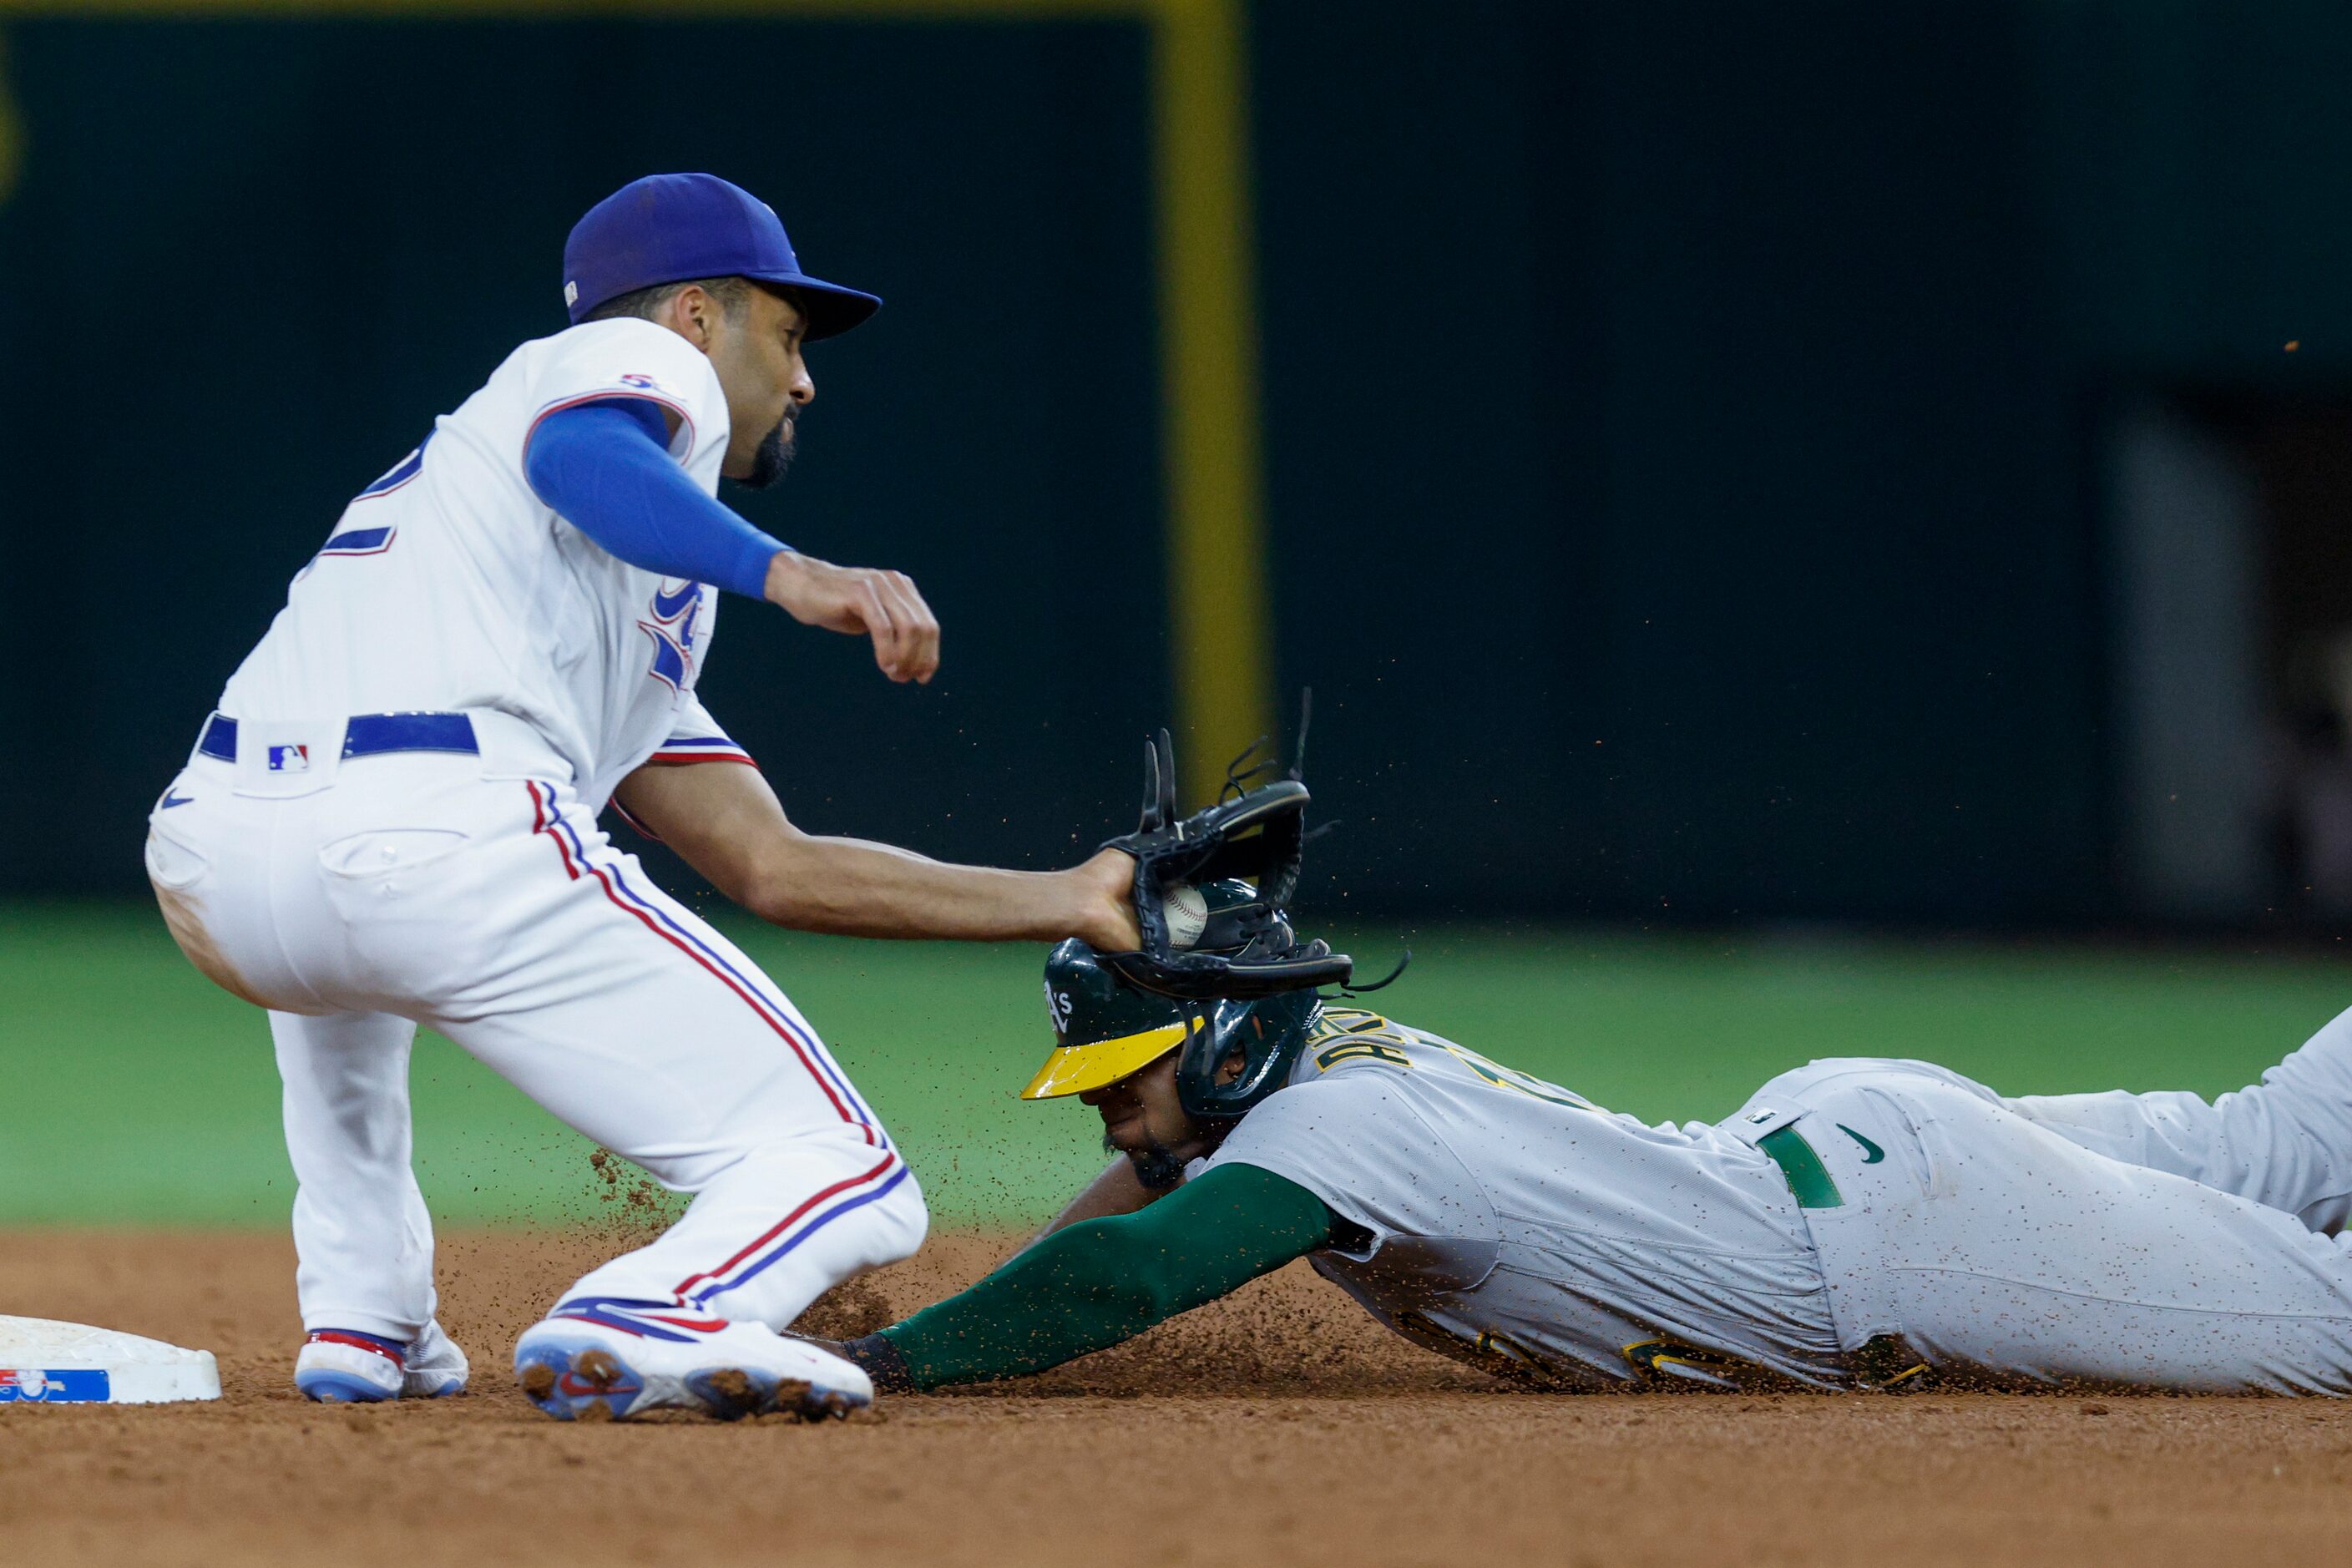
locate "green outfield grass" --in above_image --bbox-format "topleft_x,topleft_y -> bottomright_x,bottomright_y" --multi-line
5,901 -> 2350,1228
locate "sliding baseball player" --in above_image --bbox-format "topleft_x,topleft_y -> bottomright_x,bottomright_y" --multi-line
828,751 -> 2352,1397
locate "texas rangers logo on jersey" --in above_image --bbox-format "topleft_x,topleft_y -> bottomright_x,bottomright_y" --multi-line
638,579 -> 705,690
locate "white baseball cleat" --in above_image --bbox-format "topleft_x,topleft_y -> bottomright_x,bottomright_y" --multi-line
294,1320 -> 470,1404
513,1300 -> 873,1423
402,1320 -> 471,1398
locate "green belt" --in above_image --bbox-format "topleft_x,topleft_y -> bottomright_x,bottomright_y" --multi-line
1758,1124 -> 1844,1210
1758,1125 -> 1930,1391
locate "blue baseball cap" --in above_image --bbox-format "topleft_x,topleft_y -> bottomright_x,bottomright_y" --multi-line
562,173 -> 882,339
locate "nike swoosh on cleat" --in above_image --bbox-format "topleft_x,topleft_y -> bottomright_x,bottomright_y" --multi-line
158,789 -> 195,810
1838,1123 -> 1886,1164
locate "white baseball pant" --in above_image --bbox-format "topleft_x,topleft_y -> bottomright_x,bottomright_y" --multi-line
1731,1004 -> 2352,1393
144,717 -> 925,1343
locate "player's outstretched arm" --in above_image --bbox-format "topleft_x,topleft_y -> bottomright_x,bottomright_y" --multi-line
831,1162 -> 1334,1393
614,753 -> 1139,948
1021,1159 -> 1161,1252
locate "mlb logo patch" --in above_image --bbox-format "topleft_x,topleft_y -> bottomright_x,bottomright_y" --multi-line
0,1368 -> 112,1403
619,372 -> 667,393
267,744 -> 311,773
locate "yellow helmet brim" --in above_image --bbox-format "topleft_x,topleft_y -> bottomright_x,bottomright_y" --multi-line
1019,1019 -> 1196,1100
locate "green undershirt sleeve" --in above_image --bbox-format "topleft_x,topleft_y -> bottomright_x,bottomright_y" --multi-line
874,1161 -> 1336,1391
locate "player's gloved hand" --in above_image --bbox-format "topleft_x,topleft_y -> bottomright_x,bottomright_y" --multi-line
1093,725 -> 1354,998
763,549 -> 942,685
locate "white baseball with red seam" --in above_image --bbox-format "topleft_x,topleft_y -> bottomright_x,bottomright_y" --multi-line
1165,882 -> 1209,949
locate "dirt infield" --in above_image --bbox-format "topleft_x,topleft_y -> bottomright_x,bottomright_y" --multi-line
6,1228 -> 2352,1567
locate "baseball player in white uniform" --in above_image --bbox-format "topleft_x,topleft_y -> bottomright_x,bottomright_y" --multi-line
830,878 -> 2352,1397
144,174 -> 1136,1420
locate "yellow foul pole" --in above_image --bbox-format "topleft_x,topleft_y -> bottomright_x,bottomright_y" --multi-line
0,33 -> 22,207
1148,0 -> 1274,802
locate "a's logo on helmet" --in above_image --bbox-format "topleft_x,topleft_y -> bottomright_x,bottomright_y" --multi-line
1043,982 -> 1074,1035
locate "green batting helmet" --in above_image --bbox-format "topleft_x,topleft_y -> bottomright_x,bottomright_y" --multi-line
1023,879 -> 1320,1120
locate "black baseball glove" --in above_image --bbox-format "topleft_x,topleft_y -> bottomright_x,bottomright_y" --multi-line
1096,715 -> 1353,1000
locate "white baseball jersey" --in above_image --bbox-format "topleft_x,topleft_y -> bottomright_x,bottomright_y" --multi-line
216,317 -> 751,809
1191,1007 -> 1846,1389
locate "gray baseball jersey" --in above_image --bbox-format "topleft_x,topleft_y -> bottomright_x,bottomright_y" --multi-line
1194,1002 -> 2352,1396
1191,1007 -> 1846,1389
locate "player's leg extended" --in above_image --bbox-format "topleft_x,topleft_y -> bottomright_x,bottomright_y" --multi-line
273,1008 -> 469,1400
2001,1004 -> 2352,1232
275,1009 -> 436,1338
148,766 -> 465,1400
1789,1070 -> 2352,1393
422,780 -> 927,1332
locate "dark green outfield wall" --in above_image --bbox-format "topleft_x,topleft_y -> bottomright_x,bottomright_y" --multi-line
4,4 -> 2351,923
0,16 -> 1169,894
1254,0 -> 2352,923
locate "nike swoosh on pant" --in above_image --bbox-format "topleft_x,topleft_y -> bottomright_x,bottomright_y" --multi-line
1838,1123 -> 1886,1164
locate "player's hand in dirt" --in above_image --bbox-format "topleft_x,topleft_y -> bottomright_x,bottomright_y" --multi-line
802,1332 -> 917,1394
784,1330 -> 915,1393
1070,846 -> 1142,953
764,549 -> 942,685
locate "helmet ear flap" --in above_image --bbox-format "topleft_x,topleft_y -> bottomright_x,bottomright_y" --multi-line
1173,1004 -> 1237,1121
1173,992 -> 1319,1121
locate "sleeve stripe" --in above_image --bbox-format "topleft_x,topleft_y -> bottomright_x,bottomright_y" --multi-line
526,389 -> 698,462
648,737 -> 756,766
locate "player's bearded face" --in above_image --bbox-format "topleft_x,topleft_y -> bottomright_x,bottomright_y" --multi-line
1084,1054 -> 1204,1189
741,406 -> 797,490
704,282 -> 812,488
